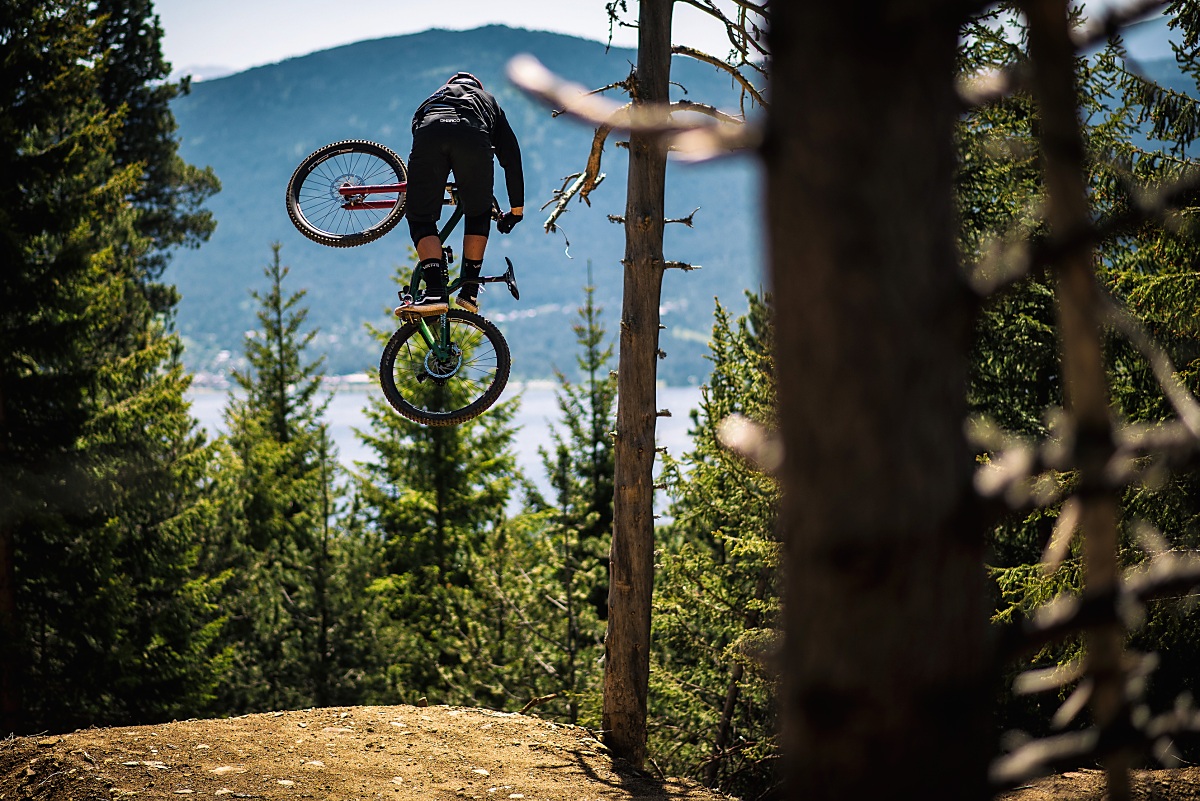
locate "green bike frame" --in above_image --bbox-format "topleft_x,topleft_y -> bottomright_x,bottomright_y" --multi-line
401,188 -> 518,360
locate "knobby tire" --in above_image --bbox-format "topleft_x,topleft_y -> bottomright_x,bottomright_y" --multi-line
379,310 -> 511,426
285,140 -> 407,247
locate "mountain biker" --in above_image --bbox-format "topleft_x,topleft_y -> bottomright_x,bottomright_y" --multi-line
399,71 -> 525,315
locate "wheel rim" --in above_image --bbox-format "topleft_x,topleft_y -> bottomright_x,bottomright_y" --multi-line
294,149 -> 402,239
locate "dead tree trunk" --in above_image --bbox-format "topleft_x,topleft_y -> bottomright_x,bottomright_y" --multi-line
767,3 -> 992,799
0,387 -> 19,736
1023,1 -> 1129,797
602,0 -> 673,771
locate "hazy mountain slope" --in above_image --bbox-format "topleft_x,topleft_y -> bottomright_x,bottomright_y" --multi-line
167,25 -> 764,384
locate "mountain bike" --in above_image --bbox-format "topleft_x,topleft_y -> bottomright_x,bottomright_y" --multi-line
285,139 -> 520,426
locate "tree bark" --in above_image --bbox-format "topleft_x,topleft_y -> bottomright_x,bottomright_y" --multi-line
1023,1 -> 1128,797
0,386 -> 19,736
603,0 -> 673,771
767,3 -> 992,799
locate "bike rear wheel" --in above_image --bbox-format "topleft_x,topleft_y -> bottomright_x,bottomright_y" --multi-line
379,310 -> 511,426
286,140 -> 407,247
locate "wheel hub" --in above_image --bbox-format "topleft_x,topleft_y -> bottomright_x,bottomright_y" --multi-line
332,175 -> 365,205
423,344 -> 463,381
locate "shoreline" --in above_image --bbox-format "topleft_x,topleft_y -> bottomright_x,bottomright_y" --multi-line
187,376 -> 701,394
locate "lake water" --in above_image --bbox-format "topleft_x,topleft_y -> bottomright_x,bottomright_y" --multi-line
187,382 -> 704,502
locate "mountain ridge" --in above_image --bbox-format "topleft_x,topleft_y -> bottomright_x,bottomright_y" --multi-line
166,25 -> 764,385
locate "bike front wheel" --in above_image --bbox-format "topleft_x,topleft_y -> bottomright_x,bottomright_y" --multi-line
286,140 -> 407,247
379,310 -> 511,426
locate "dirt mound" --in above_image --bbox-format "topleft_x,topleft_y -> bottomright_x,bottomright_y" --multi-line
999,767 -> 1200,800
0,705 -> 729,800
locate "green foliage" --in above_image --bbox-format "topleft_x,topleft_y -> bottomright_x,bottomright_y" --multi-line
0,0 -> 224,732
652,294 -> 780,799
959,5 -> 1200,745
213,244 -> 373,712
521,278 -> 617,724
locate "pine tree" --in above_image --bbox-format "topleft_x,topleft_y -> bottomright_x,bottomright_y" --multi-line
216,244 -> 345,712
91,0 -> 219,297
653,294 -> 779,798
1,0 -> 223,733
524,278 -> 617,724
959,3 -> 1200,750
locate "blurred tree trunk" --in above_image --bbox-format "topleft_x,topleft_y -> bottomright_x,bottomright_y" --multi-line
0,515 -> 16,734
766,3 -> 992,799
603,0 -> 673,771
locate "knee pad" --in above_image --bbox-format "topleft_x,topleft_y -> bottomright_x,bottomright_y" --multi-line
464,213 -> 492,238
408,219 -> 439,246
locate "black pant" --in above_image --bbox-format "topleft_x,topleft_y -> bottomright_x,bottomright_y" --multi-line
405,120 -> 494,239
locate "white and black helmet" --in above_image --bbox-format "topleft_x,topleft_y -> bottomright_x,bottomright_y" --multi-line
449,71 -> 483,89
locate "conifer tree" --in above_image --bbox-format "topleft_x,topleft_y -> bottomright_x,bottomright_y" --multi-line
959,2 -> 1200,754
1,0 -> 223,733
654,293 -> 779,798
525,279 -> 617,724
217,244 -> 347,712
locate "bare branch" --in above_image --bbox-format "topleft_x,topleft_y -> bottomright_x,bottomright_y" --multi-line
672,99 -> 744,124
507,55 -> 760,161
552,77 -> 632,118
959,0 -> 1170,107
540,110 -> 619,234
519,693 -> 561,714
665,207 -> 701,227
1099,293 -> 1200,440
717,414 -> 782,473
675,0 -> 769,62
672,44 -> 767,108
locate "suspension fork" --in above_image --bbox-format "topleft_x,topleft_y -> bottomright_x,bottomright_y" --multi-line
414,314 -> 453,359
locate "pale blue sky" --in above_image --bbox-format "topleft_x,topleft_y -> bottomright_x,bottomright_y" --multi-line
154,0 -> 746,76
154,1 -> 1173,81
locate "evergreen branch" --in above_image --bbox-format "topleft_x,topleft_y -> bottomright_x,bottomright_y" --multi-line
1098,293 -> 1200,439
968,164 -> 1200,295
999,550 -> 1200,660
959,0 -> 1170,107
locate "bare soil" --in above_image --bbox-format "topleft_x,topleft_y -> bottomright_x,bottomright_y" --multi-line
0,705 -> 730,801
9,707 -> 1200,800
998,767 -> 1200,800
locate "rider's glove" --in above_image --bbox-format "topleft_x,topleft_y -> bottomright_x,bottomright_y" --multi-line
497,211 -> 524,234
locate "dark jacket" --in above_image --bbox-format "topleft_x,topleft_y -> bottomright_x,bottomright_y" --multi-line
412,80 -> 524,208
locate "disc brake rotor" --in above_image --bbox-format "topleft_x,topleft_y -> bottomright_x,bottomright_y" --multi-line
423,344 -> 463,381
332,174 -> 365,205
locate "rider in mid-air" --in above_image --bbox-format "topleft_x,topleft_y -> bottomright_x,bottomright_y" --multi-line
400,71 -> 525,316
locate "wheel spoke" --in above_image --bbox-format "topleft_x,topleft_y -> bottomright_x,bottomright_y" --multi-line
289,142 -> 405,243
379,311 -> 510,425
